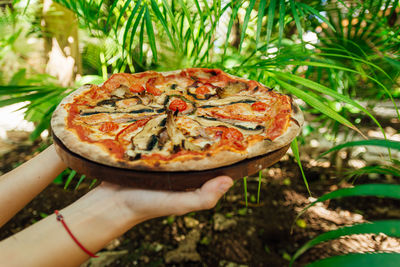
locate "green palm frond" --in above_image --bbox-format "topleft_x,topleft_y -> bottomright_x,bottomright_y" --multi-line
49,0 -> 340,69
291,183 -> 400,266
292,221 -> 400,266
347,165 -> 400,179
307,253 -> 400,267
320,139 -> 400,157
309,0 -> 400,98
0,83 -> 69,140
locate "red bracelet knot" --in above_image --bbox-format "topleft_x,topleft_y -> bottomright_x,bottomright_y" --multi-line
55,210 -> 63,221
54,210 -> 98,258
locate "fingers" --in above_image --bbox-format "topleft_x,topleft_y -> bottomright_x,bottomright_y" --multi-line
169,176 -> 233,216
100,176 -> 234,222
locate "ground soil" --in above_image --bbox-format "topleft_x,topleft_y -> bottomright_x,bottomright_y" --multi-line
1,132 -> 400,267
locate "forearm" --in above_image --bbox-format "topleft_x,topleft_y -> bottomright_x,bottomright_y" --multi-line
0,145 -> 67,226
0,185 -> 137,267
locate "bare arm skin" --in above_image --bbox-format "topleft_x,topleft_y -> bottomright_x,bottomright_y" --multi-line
0,145 -> 233,267
0,145 -> 67,226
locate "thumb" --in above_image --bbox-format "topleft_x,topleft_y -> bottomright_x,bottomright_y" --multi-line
170,176 -> 234,215
200,175 -> 234,197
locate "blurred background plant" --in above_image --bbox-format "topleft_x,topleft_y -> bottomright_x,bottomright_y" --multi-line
1,0 -> 399,139
0,0 -> 400,265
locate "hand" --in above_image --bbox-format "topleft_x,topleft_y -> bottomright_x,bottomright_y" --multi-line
96,176 -> 234,225
0,146 -> 234,267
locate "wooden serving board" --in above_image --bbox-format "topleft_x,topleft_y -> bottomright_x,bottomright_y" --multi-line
53,133 -> 289,191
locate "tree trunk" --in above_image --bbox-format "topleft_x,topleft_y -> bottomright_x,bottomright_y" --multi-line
42,0 -> 81,86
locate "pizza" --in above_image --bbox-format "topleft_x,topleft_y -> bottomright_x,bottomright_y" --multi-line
51,68 -> 303,171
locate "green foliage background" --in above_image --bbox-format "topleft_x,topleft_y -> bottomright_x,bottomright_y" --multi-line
0,0 -> 399,265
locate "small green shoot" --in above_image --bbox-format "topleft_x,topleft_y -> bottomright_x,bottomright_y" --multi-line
243,176 -> 248,207
257,170 -> 262,204
237,207 -> 248,216
291,138 -> 311,196
53,173 -> 63,185
225,212 -> 234,218
283,178 -> 291,186
74,175 -> 86,190
64,169 -> 76,190
282,251 -> 292,261
296,219 -> 307,229
166,215 -> 175,225
88,178 -> 97,189
200,236 -> 211,246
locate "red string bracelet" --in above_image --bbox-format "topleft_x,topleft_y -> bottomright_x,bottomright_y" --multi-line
54,210 -> 98,258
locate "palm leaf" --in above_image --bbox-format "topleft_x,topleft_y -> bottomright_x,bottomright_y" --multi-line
290,0 -> 302,42
223,0 -> 241,59
291,137 -> 311,196
161,0 -> 182,50
273,78 -> 363,136
128,5 -> 145,58
29,104 -> 57,140
297,2 -> 335,31
150,0 -> 177,50
104,0 -> 119,33
255,0 -> 266,48
144,6 -> 157,62
177,0 -> 195,44
265,0 -> 276,48
278,0 -> 285,48
288,61 -> 400,118
272,71 -> 385,138
347,165 -> 400,179
291,221 -> 400,266
239,0 -> 256,52
306,253 -> 400,267
295,184 -> 400,224
320,139 -> 400,158
114,0 -> 133,36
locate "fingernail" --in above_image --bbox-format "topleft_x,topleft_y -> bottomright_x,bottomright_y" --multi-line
219,181 -> 232,193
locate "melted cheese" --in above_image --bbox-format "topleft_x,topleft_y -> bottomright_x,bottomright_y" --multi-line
197,103 -> 267,123
175,116 -> 201,136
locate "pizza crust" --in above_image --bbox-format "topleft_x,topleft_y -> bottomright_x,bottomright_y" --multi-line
51,70 -> 303,171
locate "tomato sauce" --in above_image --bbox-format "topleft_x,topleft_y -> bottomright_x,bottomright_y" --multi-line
251,102 -> 268,112
146,76 -> 164,96
67,103 -> 126,159
99,122 -> 119,133
141,149 -> 205,162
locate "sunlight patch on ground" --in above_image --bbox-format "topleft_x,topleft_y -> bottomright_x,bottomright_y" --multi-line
0,103 -> 34,139
368,128 -> 400,141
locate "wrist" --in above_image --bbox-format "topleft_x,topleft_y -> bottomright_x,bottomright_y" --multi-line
56,184 -> 137,254
96,183 -> 169,226
74,184 -> 139,235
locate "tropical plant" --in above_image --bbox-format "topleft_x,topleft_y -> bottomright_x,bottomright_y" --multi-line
292,184 -> 400,266
2,0 -> 398,140
291,140 -> 400,266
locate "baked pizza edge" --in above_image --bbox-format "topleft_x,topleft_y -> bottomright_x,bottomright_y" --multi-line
51,70 -> 304,171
